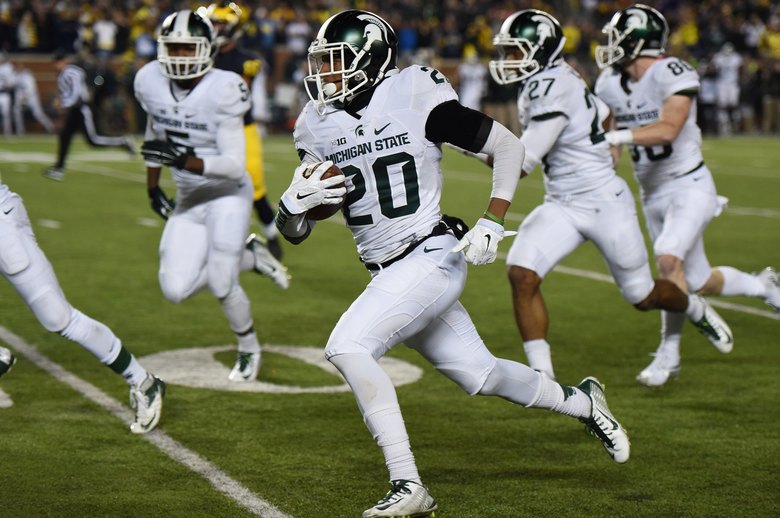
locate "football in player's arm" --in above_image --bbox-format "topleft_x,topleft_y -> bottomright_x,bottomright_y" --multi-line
275,9 -> 631,518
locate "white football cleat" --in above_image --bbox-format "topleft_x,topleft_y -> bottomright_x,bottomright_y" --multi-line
577,377 -> 630,464
690,295 -> 733,353
0,346 -> 16,379
755,267 -> 780,312
228,351 -> 261,382
363,480 -> 438,518
43,166 -> 64,181
637,349 -> 681,387
246,233 -> 290,290
129,374 -> 165,434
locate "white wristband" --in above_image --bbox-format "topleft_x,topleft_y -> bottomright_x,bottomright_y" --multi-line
605,129 -> 634,146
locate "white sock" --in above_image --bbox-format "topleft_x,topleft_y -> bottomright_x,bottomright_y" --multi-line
685,294 -> 705,321
120,355 -> 148,386
659,311 -> 684,362
718,266 -> 765,297
329,353 -> 420,483
236,327 -> 261,354
219,285 -> 254,335
365,406 -> 420,483
527,372 -> 591,419
523,339 -> 555,379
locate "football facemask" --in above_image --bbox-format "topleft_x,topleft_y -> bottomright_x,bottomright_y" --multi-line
304,10 -> 397,113
489,10 -> 566,85
595,3 -> 668,70
158,10 -> 215,80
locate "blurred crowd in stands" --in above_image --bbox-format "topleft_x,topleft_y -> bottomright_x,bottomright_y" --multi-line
0,0 -> 779,136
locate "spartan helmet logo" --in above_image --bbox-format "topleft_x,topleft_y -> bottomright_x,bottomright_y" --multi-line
531,14 -> 555,45
357,13 -> 387,49
624,8 -> 649,33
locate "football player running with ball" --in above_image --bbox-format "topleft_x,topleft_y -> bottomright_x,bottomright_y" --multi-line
0,178 -> 164,434
594,4 -> 780,386
276,10 -> 631,517
135,10 -> 287,383
488,9 -> 732,385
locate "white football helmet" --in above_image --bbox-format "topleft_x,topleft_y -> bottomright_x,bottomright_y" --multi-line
157,9 -> 216,80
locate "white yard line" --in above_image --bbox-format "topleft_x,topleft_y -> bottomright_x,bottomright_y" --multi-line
547,264 -> 780,320
0,326 -> 293,518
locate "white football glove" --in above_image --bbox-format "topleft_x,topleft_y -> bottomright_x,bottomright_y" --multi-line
603,129 -> 634,147
451,217 -> 507,265
280,161 -> 347,215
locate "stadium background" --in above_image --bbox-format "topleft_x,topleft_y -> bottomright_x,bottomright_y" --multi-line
2,0 -> 780,137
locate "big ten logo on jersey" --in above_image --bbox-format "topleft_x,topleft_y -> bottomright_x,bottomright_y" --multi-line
325,123 -> 411,163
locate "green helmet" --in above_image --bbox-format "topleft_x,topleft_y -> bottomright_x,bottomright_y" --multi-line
489,9 -> 566,85
305,10 -> 397,111
596,3 -> 669,69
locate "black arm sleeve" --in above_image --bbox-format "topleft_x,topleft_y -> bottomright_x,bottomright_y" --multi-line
425,100 -> 494,153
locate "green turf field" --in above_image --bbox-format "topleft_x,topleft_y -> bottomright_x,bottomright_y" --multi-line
0,135 -> 777,517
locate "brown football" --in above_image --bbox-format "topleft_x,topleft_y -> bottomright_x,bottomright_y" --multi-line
306,163 -> 346,220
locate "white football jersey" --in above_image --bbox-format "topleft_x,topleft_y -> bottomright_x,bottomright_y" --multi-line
595,58 -> 704,195
294,66 -> 456,264
134,62 -> 250,206
457,60 -> 486,110
712,51 -> 742,86
518,62 -> 614,195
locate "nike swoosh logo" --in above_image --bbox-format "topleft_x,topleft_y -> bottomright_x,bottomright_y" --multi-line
2,207 -> 12,215
484,234 -> 491,248
296,192 -> 316,200
615,189 -> 624,197
636,102 -> 647,109
423,246 -> 442,253
184,113 -> 196,119
374,123 -> 391,135
692,176 -> 702,182
606,416 -> 620,431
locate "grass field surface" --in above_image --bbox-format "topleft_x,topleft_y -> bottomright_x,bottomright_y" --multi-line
0,134 -> 777,517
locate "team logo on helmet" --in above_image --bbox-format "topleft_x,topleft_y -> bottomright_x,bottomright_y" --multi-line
595,4 -> 668,69
532,14 -> 555,45
357,13 -> 387,45
489,9 -> 566,85
624,8 -> 648,33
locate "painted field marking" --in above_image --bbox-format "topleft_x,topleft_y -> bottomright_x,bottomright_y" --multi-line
0,325 -> 293,518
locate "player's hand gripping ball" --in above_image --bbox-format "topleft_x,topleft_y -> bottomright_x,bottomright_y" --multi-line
303,162 -> 346,220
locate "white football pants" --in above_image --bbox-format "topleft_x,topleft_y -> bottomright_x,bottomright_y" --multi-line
326,233 -> 500,394
0,191 -> 123,365
158,182 -> 255,333
641,168 -> 721,292
506,176 -> 655,304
